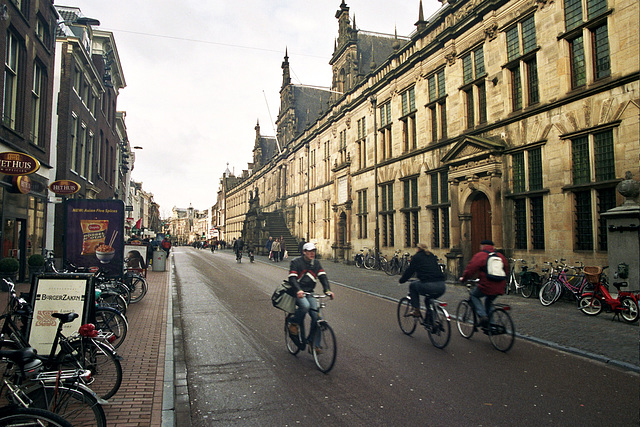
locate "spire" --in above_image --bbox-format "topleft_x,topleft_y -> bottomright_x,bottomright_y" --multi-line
415,0 -> 427,32
352,13 -> 356,30
370,43 -> 376,71
281,48 -> 290,89
392,26 -> 401,51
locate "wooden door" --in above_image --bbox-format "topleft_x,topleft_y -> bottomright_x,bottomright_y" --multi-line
470,193 -> 491,254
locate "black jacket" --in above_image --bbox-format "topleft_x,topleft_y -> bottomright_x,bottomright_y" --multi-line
399,250 -> 445,283
288,256 -> 331,293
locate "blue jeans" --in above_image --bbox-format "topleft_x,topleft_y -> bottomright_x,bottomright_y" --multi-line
470,286 -> 497,318
409,280 -> 445,309
292,294 -> 320,346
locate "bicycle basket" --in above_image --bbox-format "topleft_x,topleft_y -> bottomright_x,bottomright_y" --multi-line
583,266 -> 602,284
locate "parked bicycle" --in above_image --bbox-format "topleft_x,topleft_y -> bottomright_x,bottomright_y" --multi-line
0,279 -> 122,400
354,249 -> 365,268
455,279 -> 515,352
539,261 -> 591,306
284,293 -> 336,373
505,259 -> 537,298
578,266 -> 639,323
0,346 -> 106,426
397,282 -> 451,349
0,405 -> 72,427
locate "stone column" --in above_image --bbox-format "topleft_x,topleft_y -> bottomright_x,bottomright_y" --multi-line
601,172 -> 640,290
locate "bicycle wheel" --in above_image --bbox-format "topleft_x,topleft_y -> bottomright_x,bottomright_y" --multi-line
0,406 -> 73,427
578,294 -> 602,316
520,276 -> 535,298
397,297 -> 418,335
312,321 -> 336,373
68,339 -> 123,400
364,253 -> 375,269
378,257 -> 388,273
455,300 -> 476,339
24,383 -> 106,427
427,305 -> 451,349
94,306 -> 128,349
620,297 -> 639,323
488,308 -> 515,352
127,274 -> 148,303
98,292 -> 127,315
354,255 -> 364,269
539,279 -> 560,306
284,316 -> 301,355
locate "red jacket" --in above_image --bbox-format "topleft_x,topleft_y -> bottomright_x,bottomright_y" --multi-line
461,246 -> 509,295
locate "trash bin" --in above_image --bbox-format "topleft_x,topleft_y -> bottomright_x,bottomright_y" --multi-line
152,250 -> 166,272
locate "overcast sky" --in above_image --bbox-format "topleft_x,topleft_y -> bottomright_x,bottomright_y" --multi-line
60,0 -> 442,217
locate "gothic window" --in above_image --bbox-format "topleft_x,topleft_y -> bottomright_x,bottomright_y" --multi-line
569,128 -> 616,250
378,102 -> 392,160
562,0 -> 610,89
505,15 -> 539,111
357,117 -> 366,169
461,46 -> 487,128
428,171 -> 450,249
380,181 -> 395,247
400,87 -> 416,152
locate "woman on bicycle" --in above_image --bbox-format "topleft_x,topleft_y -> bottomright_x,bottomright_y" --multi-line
459,240 -> 509,326
287,242 -> 334,350
399,243 -> 446,317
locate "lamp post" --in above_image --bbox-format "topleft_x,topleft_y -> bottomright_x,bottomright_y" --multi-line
370,95 -> 380,258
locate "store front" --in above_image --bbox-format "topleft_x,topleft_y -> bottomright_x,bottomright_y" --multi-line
0,182 -> 47,283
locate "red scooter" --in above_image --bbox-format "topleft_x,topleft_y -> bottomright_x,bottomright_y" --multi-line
578,266 -> 639,323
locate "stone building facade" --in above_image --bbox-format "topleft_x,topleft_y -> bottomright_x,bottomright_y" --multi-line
222,0 -> 639,274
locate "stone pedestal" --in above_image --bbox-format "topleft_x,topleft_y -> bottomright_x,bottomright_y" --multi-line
601,172 -> 640,290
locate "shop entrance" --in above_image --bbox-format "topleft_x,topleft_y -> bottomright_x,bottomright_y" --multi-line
2,218 -> 27,281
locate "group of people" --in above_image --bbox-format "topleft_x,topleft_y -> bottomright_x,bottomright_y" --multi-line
265,236 -> 287,262
398,239 -> 508,327
284,238 -> 508,352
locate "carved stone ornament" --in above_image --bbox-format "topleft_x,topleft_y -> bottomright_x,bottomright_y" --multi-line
445,51 -> 457,66
617,171 -> 640,207
484,23 -> 498,41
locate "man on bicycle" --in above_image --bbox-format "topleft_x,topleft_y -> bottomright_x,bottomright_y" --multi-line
287,242 -> 334,350
459,240 -> 509,326
399,243 -> 446,317
233,237 -> 244,260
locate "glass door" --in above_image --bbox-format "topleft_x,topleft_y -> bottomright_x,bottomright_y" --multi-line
2,218 -> 27,281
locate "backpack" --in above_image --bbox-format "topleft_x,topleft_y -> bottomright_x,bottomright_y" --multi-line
485,251 -> 506,281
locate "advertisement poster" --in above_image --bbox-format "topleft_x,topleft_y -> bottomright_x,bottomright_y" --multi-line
64,199 -> 125,277
124,242 -> 149,276
27,274 -> 94,354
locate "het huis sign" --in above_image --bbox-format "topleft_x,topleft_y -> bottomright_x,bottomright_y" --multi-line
0,151 -> 40,175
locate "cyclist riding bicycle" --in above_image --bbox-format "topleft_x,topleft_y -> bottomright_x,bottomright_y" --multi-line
399,243 -> 446,317
459,240 -> 509,327
287,242 -> 335,350
233,237 -> 244,260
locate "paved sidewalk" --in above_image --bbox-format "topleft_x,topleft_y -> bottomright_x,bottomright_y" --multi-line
101,266 -> 171,426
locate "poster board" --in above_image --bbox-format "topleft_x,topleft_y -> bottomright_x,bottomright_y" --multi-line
124,242 -> 149,277
64,199 -> 125,278
27,273 -> 94,354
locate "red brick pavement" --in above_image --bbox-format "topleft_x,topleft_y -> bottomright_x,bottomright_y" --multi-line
103,269 -> 170,426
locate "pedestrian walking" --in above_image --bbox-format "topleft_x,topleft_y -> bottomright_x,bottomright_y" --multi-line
272,238 -> 281,262
265,236 -> 274,261
280,236 -> 287,261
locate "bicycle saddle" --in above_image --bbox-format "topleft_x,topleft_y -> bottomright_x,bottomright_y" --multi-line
52,312 -> 79,323
0,347 -> 37,365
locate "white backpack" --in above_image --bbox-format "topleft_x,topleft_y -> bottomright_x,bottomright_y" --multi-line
485,252 -> 506,281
